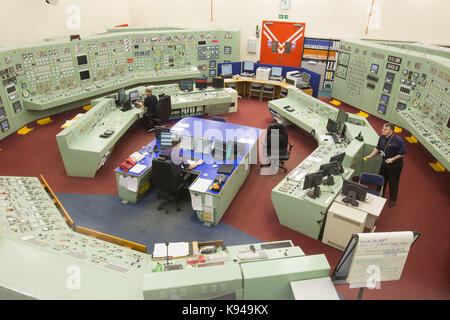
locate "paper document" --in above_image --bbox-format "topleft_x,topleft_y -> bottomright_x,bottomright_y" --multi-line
347,232 -> 414,288
129,164 -> 147,174
118,175 -> 138,192
152,242 -> 189,258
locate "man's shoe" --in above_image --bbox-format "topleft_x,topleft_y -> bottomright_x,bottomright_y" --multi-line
388,200 -> 396,207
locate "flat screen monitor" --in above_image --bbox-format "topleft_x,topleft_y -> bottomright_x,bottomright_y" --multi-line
79,70 -> 90,81
301,72 -> 311,84
271,66 -> 282,77
194,138 -> 212,155
77,55 -> 88,66
129,90 -> 139,102
380,94 -> 389,105
330,152 -> 346,165
224,46 -> 231,54
221,63 -> 232,76
303,170 -> 325,190
155,126 -> 170,140
180,136 -> 196,151
383,83 -> 392,93
1,119 -> 9,132
243,61 -> 254,72
209,69 -> 216,77
336,110 -> 348,124
212,77 -> 224,89
385,72 -> 395,83
118,88 -> 126,105
319,161 -> 340,176
209,60 -> 216,68
342,179 -> 368,205
0,107 -> 5,119
195,78 -> 207,89
326,118 -> 338,134
370,63 -> 379,74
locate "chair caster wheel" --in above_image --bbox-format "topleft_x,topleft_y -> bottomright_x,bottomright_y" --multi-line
158,206 -> 162,210
165,210 -> 169,214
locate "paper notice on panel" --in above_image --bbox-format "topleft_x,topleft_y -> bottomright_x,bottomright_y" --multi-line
191,194 -> 203,211
347,232 -> 414,288
204,194 -> 214,207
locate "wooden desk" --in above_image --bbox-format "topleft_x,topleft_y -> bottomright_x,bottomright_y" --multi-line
224,76 -> 313,98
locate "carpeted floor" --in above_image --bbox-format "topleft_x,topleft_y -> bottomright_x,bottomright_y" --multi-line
0,95 -> 449,300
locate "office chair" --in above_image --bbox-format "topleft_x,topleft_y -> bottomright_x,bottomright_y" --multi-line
211,116 -> 227,123
151,158 -> 191,214
249,82 -> 262,100
260,123 -> 293,173
151,95 -> 172,127
359,173 -> 385,197
261,84 -> 275,100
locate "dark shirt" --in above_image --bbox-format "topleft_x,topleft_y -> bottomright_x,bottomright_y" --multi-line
170,150 -> 190,173
376,134 -> 407,160
144,95 -> 158,116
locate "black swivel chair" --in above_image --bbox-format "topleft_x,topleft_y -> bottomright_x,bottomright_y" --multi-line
151,94 -> 172,126
151,157 -> 191,214
260,123 -> 293,173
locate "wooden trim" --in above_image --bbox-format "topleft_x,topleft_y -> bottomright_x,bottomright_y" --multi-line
76,226 -> 147,253
39,174 -> 75,231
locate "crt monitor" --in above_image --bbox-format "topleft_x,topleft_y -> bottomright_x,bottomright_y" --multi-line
242,61 -> 255,73
212,77 -> 224,89
118,88 -> 126,105
195,78 -> 207,89
221,63 -> 232,76
271,66 -> 283,77
341,179 -> 368,207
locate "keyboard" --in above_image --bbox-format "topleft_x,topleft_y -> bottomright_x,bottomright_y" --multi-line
217,164 -> 235,175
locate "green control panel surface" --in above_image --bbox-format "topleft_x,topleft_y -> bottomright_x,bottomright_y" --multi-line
0,27 -> 240,140
0,176 -> 332,300
269,88 -> 380,239
332,40 -> 449,169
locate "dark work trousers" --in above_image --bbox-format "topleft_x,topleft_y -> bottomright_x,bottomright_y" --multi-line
141,113 -> 154,130
379,158 -> 403,201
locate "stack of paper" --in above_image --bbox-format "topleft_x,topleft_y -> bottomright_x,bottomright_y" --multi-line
153,242 -> 189,258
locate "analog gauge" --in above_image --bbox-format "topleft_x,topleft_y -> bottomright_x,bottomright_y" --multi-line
22,89 -> 30,98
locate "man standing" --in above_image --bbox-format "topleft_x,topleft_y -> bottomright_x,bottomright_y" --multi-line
137,86 -> 158,132
364,123 -> 407,207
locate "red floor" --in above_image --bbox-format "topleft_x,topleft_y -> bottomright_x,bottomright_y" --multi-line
0,96 -> 449,300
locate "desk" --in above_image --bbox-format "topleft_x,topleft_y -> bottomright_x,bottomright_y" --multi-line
335,193 -> 386,230
224,76 -> 313,99
114,117 -> 261,226
269,87 -> 382,239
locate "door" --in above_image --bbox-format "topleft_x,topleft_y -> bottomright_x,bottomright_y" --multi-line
260,20 -> 305,67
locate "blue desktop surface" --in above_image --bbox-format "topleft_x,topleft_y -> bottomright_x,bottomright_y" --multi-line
114,117 -> 261,195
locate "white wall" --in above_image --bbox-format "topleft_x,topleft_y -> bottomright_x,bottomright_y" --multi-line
0,0 -> 130,47
128,0 -> 450,61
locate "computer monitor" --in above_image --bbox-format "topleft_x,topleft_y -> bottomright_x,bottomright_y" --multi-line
118,88 -> 126,106
129,90 -> 139,103
180,135 -> 196,151
303,170 -> 326,199
242,61 -> 255,73
271,66 -> 283,77
155,95 -> 172,124
212,77 -> 224,89
155,126 -> 170,140
330,152 -> 346,174
221,63 -> 232,76
341,179 -> 368,207
301,72 -> 311,84
336,109 -> 348,125
213,139 -> 226,161
194,138 -> 212,155
195,78 -> 207,90
326,118 -> 338,134
319,161 -> 340,186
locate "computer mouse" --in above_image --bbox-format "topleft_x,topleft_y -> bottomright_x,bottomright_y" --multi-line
212,164 -> 218,168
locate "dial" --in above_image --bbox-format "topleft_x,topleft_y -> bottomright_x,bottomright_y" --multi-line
22,89 -> 30,98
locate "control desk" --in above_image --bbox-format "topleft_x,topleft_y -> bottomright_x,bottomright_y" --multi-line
269,87 -> 380,239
